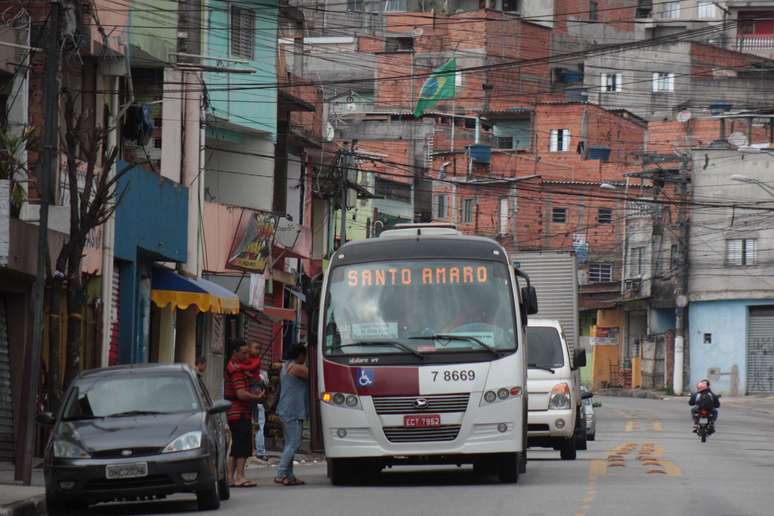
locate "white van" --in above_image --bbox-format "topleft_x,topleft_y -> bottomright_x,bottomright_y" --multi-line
525,319 -> 587,460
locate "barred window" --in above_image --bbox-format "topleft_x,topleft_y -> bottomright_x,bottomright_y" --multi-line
597,207 -> 613,224
727,238 -> 757,266
231,6 -> 255,60
589,263 -> 613,283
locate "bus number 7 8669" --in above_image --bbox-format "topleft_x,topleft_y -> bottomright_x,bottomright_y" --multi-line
431,370 -> 476,382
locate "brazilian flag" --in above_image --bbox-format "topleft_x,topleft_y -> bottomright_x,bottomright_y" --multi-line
414,58 -> 457,118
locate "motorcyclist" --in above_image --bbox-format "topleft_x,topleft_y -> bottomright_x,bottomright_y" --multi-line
689,379 -> 720,433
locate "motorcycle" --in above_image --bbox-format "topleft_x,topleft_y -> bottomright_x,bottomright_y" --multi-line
696,408 -> 715,443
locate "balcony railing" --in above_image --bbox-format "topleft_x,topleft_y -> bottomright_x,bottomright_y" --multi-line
736,35 -> 774,51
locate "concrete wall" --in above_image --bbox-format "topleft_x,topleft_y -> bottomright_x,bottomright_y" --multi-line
204,133 -> 275,211
687,299 -> 774,396
688,150 -> 774,302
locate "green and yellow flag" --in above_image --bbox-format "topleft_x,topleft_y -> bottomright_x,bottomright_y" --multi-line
414,58 -> 456,118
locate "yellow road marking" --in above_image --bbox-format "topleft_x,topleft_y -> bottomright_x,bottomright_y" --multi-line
590,459 -> 607,477
659,460 -> 682,477
624,421 -> 634,432
652,421 -> 663,432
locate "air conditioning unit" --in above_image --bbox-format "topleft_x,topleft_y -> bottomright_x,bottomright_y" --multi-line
624,278 -> 642,297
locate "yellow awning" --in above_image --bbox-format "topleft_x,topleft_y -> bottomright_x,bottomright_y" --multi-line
151,268 -> 240,315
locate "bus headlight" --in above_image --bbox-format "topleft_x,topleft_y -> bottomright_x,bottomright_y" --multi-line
548,383 -> 571,410
322,392 -> 362,410
481,387 -> 522,406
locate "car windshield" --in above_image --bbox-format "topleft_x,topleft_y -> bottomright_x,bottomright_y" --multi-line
526,326 -> 565,369
324,260 -> 517,356
62,373 -> 200,420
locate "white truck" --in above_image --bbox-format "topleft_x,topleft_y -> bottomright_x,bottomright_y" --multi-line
512,252 -> 588,460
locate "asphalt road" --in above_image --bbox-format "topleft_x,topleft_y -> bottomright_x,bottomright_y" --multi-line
74,396 -> 774,516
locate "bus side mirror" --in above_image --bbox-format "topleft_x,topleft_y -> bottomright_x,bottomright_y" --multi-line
573,349 -> 587,370
521,286 -> 539,315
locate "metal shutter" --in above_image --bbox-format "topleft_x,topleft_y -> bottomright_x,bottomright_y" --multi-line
0,296 -> 14,460
747,307 -> 774,394
244,309 -> 274,367
109,268 -> 120,366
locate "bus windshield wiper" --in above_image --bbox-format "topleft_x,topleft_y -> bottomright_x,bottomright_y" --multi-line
410,334 -> 499,357
336,342 -> 425,359
528,364 -> 555,374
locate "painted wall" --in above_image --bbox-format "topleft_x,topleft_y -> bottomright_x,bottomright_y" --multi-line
688,299 -> 774,396
206,0 -> 278,139
204,130 -> 275,211
128,0 -> 177,62
650,308 -> 676,334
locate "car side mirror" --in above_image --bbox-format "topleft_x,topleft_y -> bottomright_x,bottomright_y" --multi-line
573,349 -> 587,370
592,402 -> 602,408
581,391 -> 593,400
207,400 -> 231,415
36,412 -> 55,426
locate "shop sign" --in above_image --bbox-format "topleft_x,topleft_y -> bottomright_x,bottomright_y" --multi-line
227,212 -> 278,274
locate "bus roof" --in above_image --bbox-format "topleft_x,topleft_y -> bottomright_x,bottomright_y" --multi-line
332,233 -> 509,267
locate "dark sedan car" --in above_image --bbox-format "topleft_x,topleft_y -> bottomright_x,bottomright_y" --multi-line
39,364 -> 231,514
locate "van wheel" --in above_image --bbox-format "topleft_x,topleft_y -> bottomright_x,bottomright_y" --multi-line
329,458 -> 353,486
560,436 -> 577,460
496,453 -> 519,483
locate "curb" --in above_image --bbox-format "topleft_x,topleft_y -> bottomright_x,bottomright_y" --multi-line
0,495 -> 45,516
597,389 -> 666,400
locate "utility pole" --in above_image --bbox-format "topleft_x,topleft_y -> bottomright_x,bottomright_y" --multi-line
673,154 -> 691,395
22,0 -> 62,484
339,150 -> 347,246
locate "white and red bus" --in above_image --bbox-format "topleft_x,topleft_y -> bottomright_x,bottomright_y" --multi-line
316,224 -> 537,484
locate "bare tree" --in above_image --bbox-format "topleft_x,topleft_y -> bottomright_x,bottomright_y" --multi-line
49,89 -> 130,392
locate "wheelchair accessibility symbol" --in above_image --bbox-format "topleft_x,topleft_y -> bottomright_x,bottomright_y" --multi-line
356,368 -> 375,387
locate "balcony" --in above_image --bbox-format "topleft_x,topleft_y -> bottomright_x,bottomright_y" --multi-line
736,35 -> 774,51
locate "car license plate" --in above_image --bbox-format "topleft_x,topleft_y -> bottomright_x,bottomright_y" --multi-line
404,414 -> 441,428
105,462 -> 148,480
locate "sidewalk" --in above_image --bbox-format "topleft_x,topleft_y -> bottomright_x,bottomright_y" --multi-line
0,462 -> 45,516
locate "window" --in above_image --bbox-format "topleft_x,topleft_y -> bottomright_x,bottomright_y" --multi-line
499,198 -> 509,234
601,73 -> 623,93
652,72 -> 675,92
347,0 -> 364,11
455,71 -> 463,88
727,238 -> 758,266
552,207 -> 567,223
661,1 -> 680,19
230,6 -> 256,60
497,136 -> 514,149
697,1 -> 717,18
589,1 -> 598,21
626,200 -> 650,218
435,194 -> 448,219
549,129 -> 571,152
502,0 -> 520,12
597,207 -> 613,224
463,198 -> 475,223
385,37 -> 414,52
589,263 -> 613,283
375,178 -> 411,203
630,247 -> 645,277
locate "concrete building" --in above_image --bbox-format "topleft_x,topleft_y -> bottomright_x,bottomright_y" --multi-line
584,41 -> 774,122
688,145 -> 774,396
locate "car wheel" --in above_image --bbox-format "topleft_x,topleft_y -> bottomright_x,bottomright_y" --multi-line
496,452 -> 519,484
197,473 -> 221,511
560,436 -> 577,460
218,459 -> 231,501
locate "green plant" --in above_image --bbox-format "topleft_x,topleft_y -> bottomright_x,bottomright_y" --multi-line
0,126 -> 37,211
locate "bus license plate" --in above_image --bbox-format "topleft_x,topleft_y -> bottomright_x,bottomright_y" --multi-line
404,415 -> 441,428
106,462 -> 148,480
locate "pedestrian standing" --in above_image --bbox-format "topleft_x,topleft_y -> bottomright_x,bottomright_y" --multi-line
224,339 -> 264,488
254,370 -> 269,461
195,356 -> 207,379
274,345 -> 309,486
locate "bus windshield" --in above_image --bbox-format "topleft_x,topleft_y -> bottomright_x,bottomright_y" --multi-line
323,260 -> 517,357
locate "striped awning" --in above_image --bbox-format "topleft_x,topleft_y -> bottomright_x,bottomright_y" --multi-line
151,268 -> 240,315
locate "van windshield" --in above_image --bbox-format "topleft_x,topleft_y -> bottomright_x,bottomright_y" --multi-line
324,260 -> 517,357
526,326 -> 565,369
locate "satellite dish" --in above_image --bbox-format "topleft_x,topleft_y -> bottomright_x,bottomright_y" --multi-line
676,110 -> 692,123
345,102 -> 357,112
728,131 -> 748,147
324,122 -> 335,142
